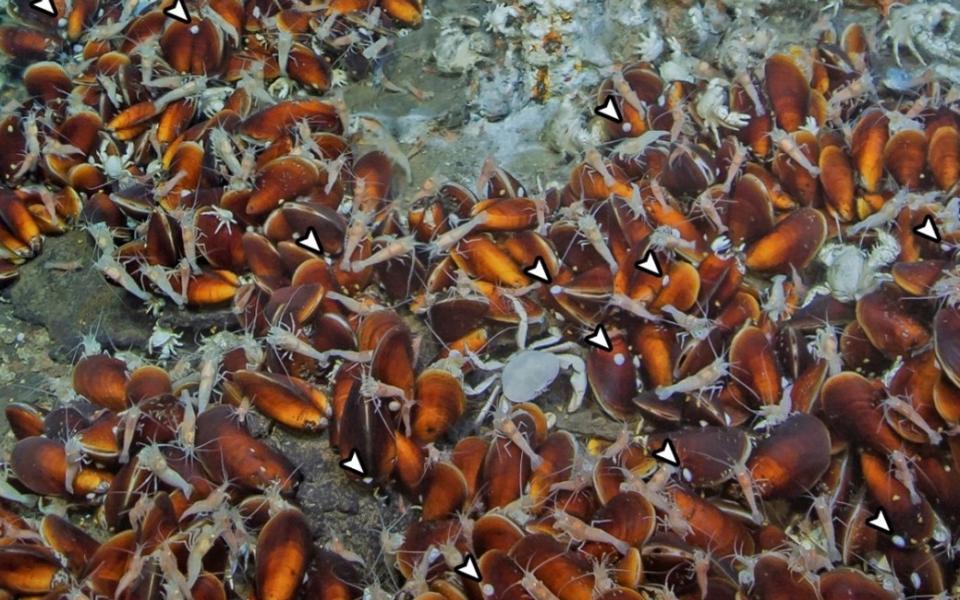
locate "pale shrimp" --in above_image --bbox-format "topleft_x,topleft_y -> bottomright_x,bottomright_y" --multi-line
137,444 -> 193,497
138,263 -> 186,306
493,409 -> 544,469
63,436 -> 85,494
882,395 -> 942,445
770,128 -> 820,177
265,325 -> 371,367
585,148 -> 616,188
889,449 -> 923,505
721,138 -> 749,195
608,294 -> 660,321
349,235 -> 416,272
812,493 -> 841,562
9,112 -> 40,182
552,510 -> 630,555
573,207 -> 618,274
429,212 -> 491,255
654,356 -> 728,400
734,71 -> 766,116
118,405 -> 141,464
340,207 -> 373,270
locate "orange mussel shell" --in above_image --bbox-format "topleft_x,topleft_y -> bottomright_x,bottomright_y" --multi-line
928,124 -> 960,190
748,413 -> 831,499
671,487 -> 755,556
587,332 -> 639,419
764,53 -> 810,132
819,143 -> 856,222
247,156 -> 321,216
821,372 -> 905,455
241,99 -> 342,142
883,128 -> 927,188
856,284 -> 930,357
935,305 -> 960,389
381,0 -> 424,27
729,326 -> 781,406
234,370 -> 330,431
451,234 -> 528,288
744,207 -> 826,273
851,107 -> 889,193
451,435 -> 488,501
256,508 -> 314,600
160,18 -> 224,76
751,553 -> 819,600
287,43 -> 332,90
473,513 -> 525,556
772,130 -> 820,207
411,369 -> 465,443
196,405 -> 300,494
0,544 -> 65,594
420,461 -> 468,520
39,514 -> 99,575
861,451 -> 935,544
185,269 -> 239,306
727,173 -> 774,245
73,354 -> 130,411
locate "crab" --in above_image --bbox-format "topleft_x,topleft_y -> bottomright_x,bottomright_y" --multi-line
148,324 -> 183,360
883,2 -> 960,67
470,326 -> 588,424
635,27 -> 665,63
695,78 -> 751,145
806,230 -> 900,303
89,138 -> 138,186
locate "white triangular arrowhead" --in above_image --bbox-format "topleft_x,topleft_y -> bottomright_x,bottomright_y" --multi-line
867,508 -> 891,533
30,0 -> 56,16
163,0 -> 191,23
524,257 -> 551,284
585,324 -> 612,351
635,250 -> 662,277
913,215 -> 941,242
455,555 -> 481,582
339,450 -> 365,476
296,228 -> 323,254
653,439 -> 678,466
594,95 -> 622,124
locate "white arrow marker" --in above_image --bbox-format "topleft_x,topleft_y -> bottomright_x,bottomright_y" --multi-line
912,215 -> 941,243
653,439 -> 679,466
524,256 -> 551,284
585,324 -> 612,351
867,508 -> 891,533
455,554 -> 482,582
296,228 -> 324,255
29,0 -> 56,16
594,94 -> 622,124
339,450 -> 365,476
635,250 -> 662,277
163,0 -> 191,23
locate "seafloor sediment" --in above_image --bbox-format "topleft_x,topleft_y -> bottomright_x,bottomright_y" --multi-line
0,0 -> 959,598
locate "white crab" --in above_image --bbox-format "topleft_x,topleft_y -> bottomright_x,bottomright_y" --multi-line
148,324 -> 183,360
695,78 -> 750,145
635,27 -> 664,62
806,230 -> 900,303
884,2 -> 960,67
470,327 -> 587,420
89,139 -> 137,186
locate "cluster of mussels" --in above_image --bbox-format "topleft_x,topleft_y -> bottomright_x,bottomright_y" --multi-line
0,0 -> 959,599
